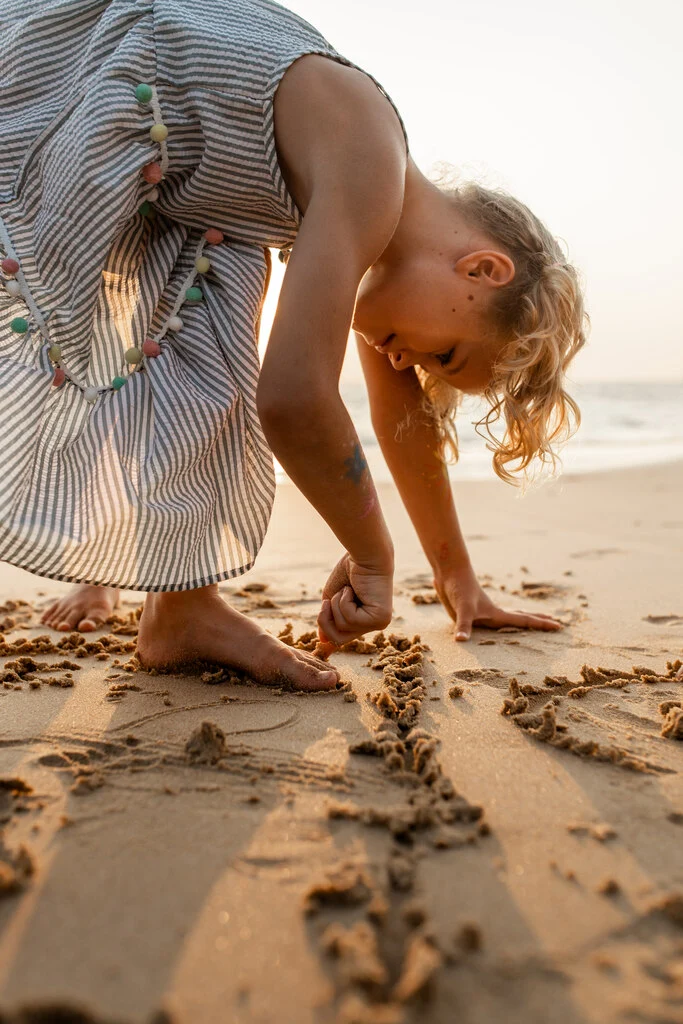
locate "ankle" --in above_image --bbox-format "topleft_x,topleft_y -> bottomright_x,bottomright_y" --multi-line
145,583 -> 219,614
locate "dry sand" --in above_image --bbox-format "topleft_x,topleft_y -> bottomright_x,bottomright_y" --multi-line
0,459 -> 682,1024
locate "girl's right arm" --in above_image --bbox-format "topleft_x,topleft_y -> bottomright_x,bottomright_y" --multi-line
256,205 -> 396,574
256,69 -> 406,578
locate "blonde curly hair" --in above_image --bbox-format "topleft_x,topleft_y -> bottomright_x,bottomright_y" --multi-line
401,167 -> 589,487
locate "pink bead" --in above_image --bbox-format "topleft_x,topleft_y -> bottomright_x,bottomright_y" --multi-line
1,258 -> 20,275
204,228 -> 224,245
142,162 -> 163,184
52,367 -> 66,387
142,338 -> 161,358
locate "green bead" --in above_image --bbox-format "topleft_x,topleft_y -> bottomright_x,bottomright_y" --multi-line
48,343 -> 61,361
138,201 -> 152,217
10,317 -> 28,334
112,376 -> 127,390
135,83 -> 153,103
125,347 -> 142,364
185,287 -> 203,303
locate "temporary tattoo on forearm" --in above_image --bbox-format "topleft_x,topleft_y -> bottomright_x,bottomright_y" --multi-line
358,492 -> 378,520
343,443 -> 368,485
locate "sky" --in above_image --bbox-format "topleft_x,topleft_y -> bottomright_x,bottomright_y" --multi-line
260,0 -> 683,384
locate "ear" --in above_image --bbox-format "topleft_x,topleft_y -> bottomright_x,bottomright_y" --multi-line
456,250 -> 515,287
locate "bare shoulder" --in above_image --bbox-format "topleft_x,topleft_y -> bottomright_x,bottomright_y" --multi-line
273,54 -> 407,252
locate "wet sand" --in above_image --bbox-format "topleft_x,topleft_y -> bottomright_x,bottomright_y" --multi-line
1,459 -> 682,1023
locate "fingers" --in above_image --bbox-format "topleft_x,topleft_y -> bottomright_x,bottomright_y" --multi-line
494,611 -> 564,631
317,586 -> 370,646
517,613 -> 564,631
330,586 -> 357,629
454,605 -> 474,642
317,594 -> 353,647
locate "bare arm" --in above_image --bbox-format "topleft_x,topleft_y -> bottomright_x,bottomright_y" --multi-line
256,77 -> 406,571
356,335 -> 565,639
355,332 -> 473,575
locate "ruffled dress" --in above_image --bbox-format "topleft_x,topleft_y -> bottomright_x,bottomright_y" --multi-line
0,0 -> 408,590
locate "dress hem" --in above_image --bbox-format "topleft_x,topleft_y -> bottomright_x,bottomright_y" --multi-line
0,557 -> 258,593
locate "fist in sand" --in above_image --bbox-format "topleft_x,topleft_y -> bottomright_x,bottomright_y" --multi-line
316,552 -> 393,657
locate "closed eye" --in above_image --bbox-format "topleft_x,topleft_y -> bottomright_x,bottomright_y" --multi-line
434,347 -> 455,367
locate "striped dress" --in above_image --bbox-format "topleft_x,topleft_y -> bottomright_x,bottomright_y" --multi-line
0,0 -> 409,592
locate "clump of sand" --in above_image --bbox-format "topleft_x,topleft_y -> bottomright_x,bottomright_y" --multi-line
660,702 -> 683,740
184,722 -> 227,764
0,778 -> 36,900
303,861 -> 375,916
501,676 -> 659,772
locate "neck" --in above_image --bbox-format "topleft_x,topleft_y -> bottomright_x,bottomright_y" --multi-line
376,158 -> 453,268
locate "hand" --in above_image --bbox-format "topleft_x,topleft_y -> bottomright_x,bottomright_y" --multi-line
433,564 -> 565,641
317,552 -> 393,651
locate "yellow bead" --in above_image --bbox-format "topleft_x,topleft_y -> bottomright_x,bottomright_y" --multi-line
48,343 -> 62,362
125,347 -> 142,364
150,123 -> 168,143
195,256 -> 211,274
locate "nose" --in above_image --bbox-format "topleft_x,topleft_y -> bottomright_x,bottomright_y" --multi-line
388,348 -> 418,370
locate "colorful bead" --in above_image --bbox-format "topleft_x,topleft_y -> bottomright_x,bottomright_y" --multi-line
167,316 -> 183,332
142,338 -> 161,358
52,367 -> 66,387
150,123 -> 168,143
142,162 -> 163,184
4,280 -> 22,297
185,287 -> 203,303
195,256 -> 211,274
135,83 -> 153,104
1,257 -> 19,275
138,201 -> 152,217
204,228 -> 224,245
125,346 -> 142,364
147,188 -> 160,202
83,386 -> 99,404
48,343 -> 61,362
10,317 -> 28,334
112,376 -> 127,390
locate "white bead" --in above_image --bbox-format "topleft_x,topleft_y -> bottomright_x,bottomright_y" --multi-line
148,188 -> 160,202
168,316 -> 183,331
4,280 -> 22,297
83,386 -> 99,404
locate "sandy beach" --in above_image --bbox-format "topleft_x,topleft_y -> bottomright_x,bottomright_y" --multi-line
1,459 -> 682,1024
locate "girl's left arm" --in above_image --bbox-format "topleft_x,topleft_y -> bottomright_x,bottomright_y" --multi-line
356,334 -> 564,641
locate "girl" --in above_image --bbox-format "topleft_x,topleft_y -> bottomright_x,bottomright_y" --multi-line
1,0 -> 587,691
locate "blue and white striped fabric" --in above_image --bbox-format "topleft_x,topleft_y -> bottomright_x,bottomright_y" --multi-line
0,0 -> 408,591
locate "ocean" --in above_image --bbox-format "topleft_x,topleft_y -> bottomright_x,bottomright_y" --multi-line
274,379 -> 683,485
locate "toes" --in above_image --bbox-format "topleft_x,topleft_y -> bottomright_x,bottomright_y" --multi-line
77,617 -> 102,632
284,654 -> 338,692
40,602 -> 60,625
56,612 -> 82,631
294,648 -> 341,679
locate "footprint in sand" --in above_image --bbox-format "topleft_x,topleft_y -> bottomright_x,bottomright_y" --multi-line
642,614 -> 683,625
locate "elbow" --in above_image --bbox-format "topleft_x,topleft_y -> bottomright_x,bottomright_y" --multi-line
256,389 -> 331,439
257,383 -> 337,424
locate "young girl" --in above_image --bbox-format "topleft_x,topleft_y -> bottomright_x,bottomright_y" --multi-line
1,0 -> 587,691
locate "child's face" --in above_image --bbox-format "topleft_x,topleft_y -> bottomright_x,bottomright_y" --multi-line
353,249 -> 511,395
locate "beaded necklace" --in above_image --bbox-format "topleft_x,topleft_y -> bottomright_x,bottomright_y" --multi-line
0,83 -> 225,406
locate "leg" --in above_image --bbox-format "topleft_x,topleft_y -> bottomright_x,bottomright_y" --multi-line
41,584 -> 120,632
136,583 -> 340,692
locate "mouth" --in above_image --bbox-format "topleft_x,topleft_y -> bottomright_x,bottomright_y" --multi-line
374,333 -> 395,351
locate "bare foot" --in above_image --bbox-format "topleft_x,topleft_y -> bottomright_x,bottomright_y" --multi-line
137,584 -> 340,692
40,584 -> 120,632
